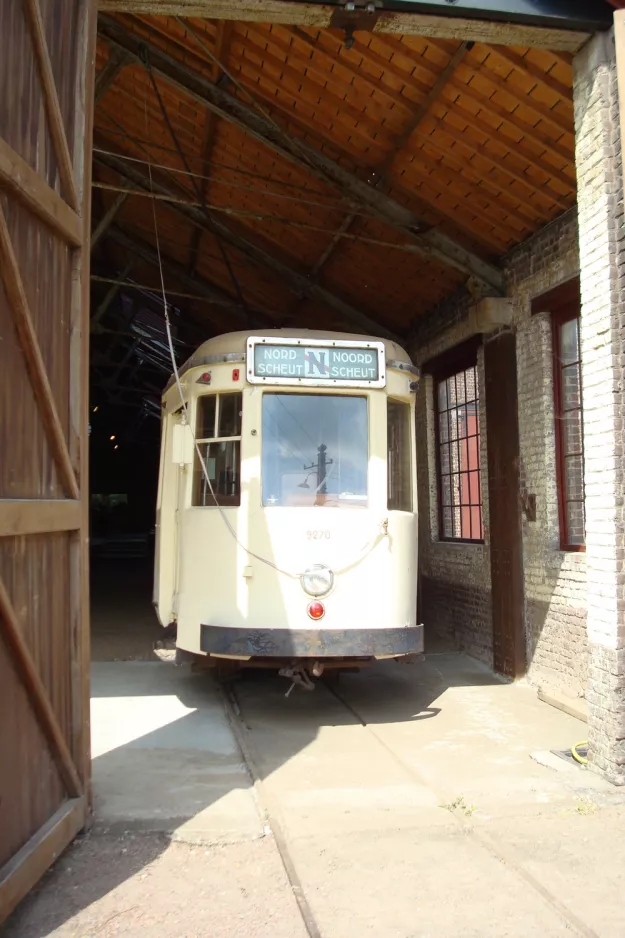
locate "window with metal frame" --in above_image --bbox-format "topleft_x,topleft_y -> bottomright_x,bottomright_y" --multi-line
434,363 -> 483,542
387,399 -> 413,512
553,308 -> 585,550
193,393 -> 242,507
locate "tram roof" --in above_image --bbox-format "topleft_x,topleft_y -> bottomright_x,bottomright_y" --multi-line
167,330 -> 413,392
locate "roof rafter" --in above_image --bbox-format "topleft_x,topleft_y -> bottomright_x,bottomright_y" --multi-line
106,225 -> 271,329
299,40 -> 474,294
95,151 -> 402,340
98,16 -> 505,294
188,20 -> 233,276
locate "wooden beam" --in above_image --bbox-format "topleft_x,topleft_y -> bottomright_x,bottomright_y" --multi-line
0,798 -> 85,925
0,576 -> 83,798
96,1 -> 591,52
98,17 -> 416,231
0,500 -> 81,537
107,225 -> 270,328
188,20 -> 233,276
356,35 -> 574,163
299,41 -> 472,294
98,17 -> 504,292
91,191 -> 128,249
91,258 -> 133,329
92,273 -> 252,306
96,154 -> 400,339
23,0 -> 80,211
0,138 -> 82,246
0,203 -> 80,500
95,46 -> 131,102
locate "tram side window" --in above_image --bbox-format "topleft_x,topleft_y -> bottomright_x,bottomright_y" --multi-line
387,400 -> 412,512
193,393 -> 242,507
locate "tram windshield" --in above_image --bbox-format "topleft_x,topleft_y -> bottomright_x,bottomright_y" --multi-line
262,394 -> 368,507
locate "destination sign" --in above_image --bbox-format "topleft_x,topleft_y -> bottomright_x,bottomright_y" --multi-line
247,339 -> 386,388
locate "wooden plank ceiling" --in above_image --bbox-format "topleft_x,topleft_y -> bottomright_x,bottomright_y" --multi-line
91,12 -> 575,360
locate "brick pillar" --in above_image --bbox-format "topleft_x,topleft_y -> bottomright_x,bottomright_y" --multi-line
574,30 -> 625,784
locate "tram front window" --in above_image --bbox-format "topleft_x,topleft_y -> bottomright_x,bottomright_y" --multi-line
262,394 -> 368,507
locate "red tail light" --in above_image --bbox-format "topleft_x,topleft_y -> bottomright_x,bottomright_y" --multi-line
307,601 -> 325,620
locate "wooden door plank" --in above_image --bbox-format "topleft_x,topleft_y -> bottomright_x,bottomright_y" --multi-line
0,138 -> 82,246
0,203 -> 80,500
0,500 -> 81,537
69,0 -> 97,803
0,576 -> 82,798
0,798 -> 85,924
22,0 -> 80,211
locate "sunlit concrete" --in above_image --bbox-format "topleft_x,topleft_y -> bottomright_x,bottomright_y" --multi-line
90,661 -> 264,843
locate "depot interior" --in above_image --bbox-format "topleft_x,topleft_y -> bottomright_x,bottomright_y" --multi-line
90,8 -> 588,695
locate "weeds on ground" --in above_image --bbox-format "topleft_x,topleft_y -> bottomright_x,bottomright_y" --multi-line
441,795 -> 476,817
576,797 -> 598,815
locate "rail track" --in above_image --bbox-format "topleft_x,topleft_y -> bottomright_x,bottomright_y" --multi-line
220,675 -> 599,938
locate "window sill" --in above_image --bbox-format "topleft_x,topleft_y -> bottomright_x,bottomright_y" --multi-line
438,538 -> 485,546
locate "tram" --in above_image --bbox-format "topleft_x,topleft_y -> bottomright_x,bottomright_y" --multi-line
154,330 -> 423,684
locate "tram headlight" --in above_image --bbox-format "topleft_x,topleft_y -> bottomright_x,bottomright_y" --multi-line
300,565 -> 334,597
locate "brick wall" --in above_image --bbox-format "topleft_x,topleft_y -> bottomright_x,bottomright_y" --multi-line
573,30 -> 625,784
507,210 -> 587,699
410,211 -> 586,692
410,289 -> 493,666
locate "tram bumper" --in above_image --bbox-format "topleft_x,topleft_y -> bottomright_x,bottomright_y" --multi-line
199,624 -> 424,659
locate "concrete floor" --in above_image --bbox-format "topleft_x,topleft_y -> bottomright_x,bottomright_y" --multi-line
3,560 -> 625,938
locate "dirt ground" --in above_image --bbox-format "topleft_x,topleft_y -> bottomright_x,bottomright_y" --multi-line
3,559 -> 625,938
2,834 -> 308,938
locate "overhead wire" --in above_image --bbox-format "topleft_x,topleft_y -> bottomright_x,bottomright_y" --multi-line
142,51 -> 249,312
137,29 -> 390,579
92,145 -> 380,218
93,127 -> 351,203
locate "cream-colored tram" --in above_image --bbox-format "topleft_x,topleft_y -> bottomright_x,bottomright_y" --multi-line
154,330 -> 422,686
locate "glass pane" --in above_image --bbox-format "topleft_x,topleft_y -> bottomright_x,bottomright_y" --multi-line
465,367 -> 478,403
387,400 -> 413,512
561,364 -> 581,411
438,411 -> 450,444
560,319 -> 579,365
451,474 -> 462,510
262,395 -> 368,507
193,441 -> 240,507
454,404 -> 467,440
566,500 -> 585,546
467,429 -> 480,471
446,376 -> 457,408
442,507 -> 453,539
565,454 -> 584,501
447,407 -> 459,442
437,380 -> 447,412
442,477 -> 452,507
459,437 -> 469,473
455,372 -> 467,406
440,443 -> 451,477
469,471 -> 481,505
563,409 -> 583,456
196,395 -> 216,439
218,393 -> 242,438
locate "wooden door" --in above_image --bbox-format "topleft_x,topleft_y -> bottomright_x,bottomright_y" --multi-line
484,332 -> 526,678
0,0 -> 95,922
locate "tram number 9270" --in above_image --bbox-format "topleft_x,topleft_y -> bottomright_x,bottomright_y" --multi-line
307,530 -> 331,541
